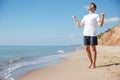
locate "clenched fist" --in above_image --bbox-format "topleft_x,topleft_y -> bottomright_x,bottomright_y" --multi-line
101,12 -> 105,17
72,16 -> 76,19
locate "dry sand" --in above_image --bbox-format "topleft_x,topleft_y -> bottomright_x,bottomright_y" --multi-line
18,46 -> 120,80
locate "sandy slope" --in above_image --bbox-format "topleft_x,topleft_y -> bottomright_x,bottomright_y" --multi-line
98,24 -> 120,46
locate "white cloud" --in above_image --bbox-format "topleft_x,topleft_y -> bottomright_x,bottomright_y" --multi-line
68,34 -> 76,38
105,17 -> 120,23
83,5 -> 89,10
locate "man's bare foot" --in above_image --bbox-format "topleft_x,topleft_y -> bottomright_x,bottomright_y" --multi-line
89,64 -> 96,69
88,63 -> 93,68
89,66 -> 96,69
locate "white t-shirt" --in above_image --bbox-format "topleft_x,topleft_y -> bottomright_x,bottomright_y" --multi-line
81,13 -> 100,36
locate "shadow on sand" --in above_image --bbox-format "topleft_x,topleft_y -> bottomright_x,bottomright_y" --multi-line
97,63 -> 120,68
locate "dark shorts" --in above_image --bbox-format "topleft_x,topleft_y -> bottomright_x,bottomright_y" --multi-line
84,36 -> 98,46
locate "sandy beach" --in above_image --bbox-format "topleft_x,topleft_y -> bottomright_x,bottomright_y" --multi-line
18,46 -> 120,80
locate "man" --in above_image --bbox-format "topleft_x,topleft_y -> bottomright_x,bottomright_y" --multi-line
72,3 -> 105,69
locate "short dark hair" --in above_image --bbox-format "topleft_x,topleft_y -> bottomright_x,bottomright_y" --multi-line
90,3 -> 97,10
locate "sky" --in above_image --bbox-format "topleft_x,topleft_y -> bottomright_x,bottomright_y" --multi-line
0,0 -> 120,46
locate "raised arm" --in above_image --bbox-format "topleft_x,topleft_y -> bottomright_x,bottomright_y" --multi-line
72,16 -> 84,28
98,13 -> 105,27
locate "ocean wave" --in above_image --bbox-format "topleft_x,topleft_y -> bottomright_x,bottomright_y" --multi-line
0,57 -> 23,66
57,50 -> 64,53
0,53 -> 68,80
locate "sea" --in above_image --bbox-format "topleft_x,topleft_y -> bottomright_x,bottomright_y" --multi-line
0,45 -> 83,80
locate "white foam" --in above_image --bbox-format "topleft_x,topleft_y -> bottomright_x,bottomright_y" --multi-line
0,53 -> 68,80
0,57 -> 22,66
57,50 -> 64,53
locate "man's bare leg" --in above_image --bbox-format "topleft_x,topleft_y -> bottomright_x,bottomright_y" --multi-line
85,46 -> 93,68
91,46 -> 97,69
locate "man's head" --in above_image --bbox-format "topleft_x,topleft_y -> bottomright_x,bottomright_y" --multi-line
89,3 -> 97,11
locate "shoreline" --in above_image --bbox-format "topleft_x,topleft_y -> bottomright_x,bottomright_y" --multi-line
18,46 -> 120,80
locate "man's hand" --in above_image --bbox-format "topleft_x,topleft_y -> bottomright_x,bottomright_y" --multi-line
72,16 -> 84,27
101,12 -> 105,18
98,12 -> 105,27
72,16 -> 76,20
